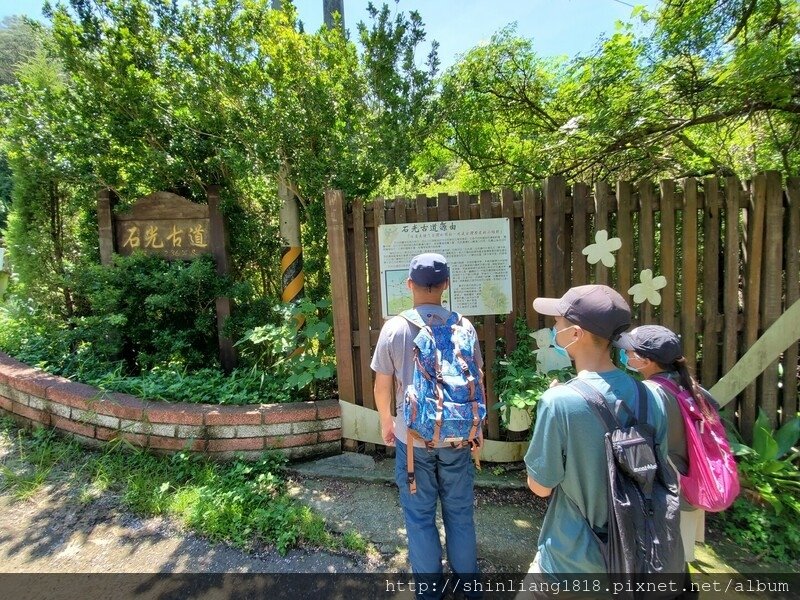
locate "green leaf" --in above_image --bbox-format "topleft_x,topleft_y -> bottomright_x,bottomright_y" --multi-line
774,416 -> 800,459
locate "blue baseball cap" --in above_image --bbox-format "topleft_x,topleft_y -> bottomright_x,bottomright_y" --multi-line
617,325 -> 683,364
408,253 -> 449,286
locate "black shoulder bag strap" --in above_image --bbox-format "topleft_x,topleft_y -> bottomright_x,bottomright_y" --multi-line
568,378 -> 649,431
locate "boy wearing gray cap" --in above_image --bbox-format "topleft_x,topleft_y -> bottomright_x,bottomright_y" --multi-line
524,285 -> 671,581
371,253 -> 482,599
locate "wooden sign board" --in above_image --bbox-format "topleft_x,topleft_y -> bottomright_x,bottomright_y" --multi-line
112,192 -> 211,260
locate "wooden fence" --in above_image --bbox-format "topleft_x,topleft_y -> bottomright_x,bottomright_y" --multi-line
325,172 -> 800,443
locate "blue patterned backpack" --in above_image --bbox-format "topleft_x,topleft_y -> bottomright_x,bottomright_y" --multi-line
400,309 -> 486,493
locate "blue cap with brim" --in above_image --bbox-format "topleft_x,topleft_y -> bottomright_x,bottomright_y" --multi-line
409,253 -> 449,286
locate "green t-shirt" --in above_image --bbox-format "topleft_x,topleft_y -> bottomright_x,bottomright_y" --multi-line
524,369 -> 668,574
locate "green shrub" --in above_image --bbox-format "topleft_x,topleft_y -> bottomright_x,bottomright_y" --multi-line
69,253 -> 238,372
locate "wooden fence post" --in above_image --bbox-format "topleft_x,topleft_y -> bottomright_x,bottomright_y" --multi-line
479,190 -> 500,441
543,176 -> 566,297
681,178 -> 699,374
702,177 -> 721,386
638,180 -> 655,325
325,190 -> 356,407
784,177 -> 800,424
572,183 -> 590,287
759,171 -> 784,427
742,173 -> 767,438
594,182 -> 612,286
617,181 -> 633,298
660,180 -> 678,332
523,186 -> 540,330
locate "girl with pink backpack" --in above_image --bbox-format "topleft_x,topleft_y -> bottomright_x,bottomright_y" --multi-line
617,325 -> 740,565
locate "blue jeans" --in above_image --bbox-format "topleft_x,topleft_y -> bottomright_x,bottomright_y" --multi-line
395,440 -> 481,600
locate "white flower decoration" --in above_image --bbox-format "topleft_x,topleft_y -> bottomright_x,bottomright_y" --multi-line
628,269 -> 668,306
530,327 -> 572,374
582,230 -> 622,268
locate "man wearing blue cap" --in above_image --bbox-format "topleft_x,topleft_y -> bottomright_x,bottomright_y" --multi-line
371,253 -> 482,599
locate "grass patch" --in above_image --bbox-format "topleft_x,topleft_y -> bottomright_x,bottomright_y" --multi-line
0,418 -> 363,556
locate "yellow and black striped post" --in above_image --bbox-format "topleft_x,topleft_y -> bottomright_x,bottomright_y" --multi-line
279,176 -> 305,337
281,245 -> 304,304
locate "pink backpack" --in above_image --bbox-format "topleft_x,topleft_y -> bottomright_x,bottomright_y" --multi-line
651,376 -> 740,512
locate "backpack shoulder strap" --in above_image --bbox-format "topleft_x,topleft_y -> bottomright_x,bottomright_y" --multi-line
400,309 -> 427,330
650,374 -> 683,398
568,379 -> 620,432
634,379 -> 648,426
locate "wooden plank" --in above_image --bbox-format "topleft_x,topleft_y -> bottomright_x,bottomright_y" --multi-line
480,190 -> 499,441
437,192 -> 450,223
352,198 -> 374,410
572,183 -> 590,286
593,182 -> 612,286
395,197 -> 407,224
701,177 -> 721,387
325,189 -> 356,405
458,191 -> 471,220
660,181 -> 678,335
207,185 -> 237,373
114,191 -> 209,220
759,171 -> 784,427
742,173 -> 767,439
722,178 -> 741,377
616,181 -> 633,299
502,188 -> 519,352
543,177 -> 566,297
638,180 -> 655,325
416,194 -> 428,223
681,178 -> 699,374
523,186 -> 540,330
368,199 -> 385,330
784,177 -> 800,423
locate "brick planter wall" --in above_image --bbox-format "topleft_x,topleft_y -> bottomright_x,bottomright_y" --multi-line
0,353 -> 341,461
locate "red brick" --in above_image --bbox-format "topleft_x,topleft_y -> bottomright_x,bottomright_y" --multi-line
0,395 -> 11,411
119,431 -> 149,449
47,381 -> 102,411
50,414 -> 95,438
207,437 -> 264,452
145,403 -> 205,425
12,371 -> 60,398
318,428 -> 342,443
95,426 -> 120,442
149,435 -> 206,452
205,406 -> 262,426
97,393 -> 147,420
12,401 -> 50,425
0,370 -> 7,385
315,400 -> 340,420
265,432 -> 318,449
261,403 -> 316,425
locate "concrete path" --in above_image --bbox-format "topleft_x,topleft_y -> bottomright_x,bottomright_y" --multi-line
288,453 -> 544,572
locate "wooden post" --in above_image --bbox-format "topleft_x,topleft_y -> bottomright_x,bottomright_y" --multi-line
594,181 -> 612,286
660,180 -> 678,332
702,177 -> 721,386
325,189 -> 356,405
480,190 -> 500,440
682,178 -> 699,374
502,188 -> 518,353
352,198 -> 374,412
523,186 -> 540,330
617,181 -> 633,300
722,178 -> 742,373
784,177 -> 800,424
543,177 -> 566,297
759,171 -> 784,427
207,185 -> 237,373
638,180 -> 655,325
97,189 -> 117,266
742,173 -> 767,439
572,183 -> 590,286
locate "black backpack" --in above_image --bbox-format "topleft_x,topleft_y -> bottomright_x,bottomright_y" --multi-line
569,379 -> 684,599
